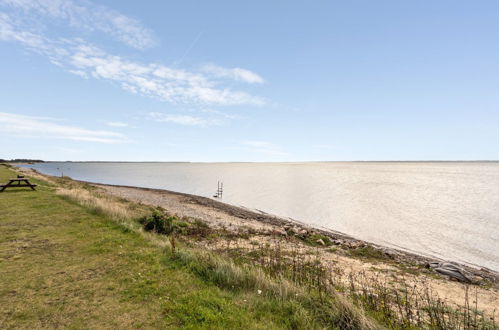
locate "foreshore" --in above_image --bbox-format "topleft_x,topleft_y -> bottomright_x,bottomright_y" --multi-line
92,182 -> 499,280
91,183 -> 499,313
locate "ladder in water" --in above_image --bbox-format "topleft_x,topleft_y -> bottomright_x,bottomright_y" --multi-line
213,181 -> 223,198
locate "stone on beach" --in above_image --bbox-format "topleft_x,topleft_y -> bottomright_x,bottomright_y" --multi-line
316,238 -> 326,246
427,262 -> 472,283
298,229 -> 308,237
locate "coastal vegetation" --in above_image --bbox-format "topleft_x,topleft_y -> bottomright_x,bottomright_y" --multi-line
0,159 -> 44,163
1,164 -> 497,329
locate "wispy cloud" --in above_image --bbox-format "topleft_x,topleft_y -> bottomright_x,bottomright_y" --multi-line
107,121 -> 129,127
0,0 -> 156,49
0,0 -> 265,106
0,112 -> 128,143
148,112 -> 220,127
202,64 -> 265,84
0,12 -> 265,106
241,140 -> 288,156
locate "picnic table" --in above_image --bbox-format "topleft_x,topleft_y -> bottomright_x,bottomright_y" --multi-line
0,175 -> 37,192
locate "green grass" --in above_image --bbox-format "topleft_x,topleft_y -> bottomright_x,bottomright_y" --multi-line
303,233 -> 334,247
347,246 -> 389,261
0,165 -> 331,329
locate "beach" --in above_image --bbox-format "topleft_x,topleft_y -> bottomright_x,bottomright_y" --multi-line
89,181 -> 498,316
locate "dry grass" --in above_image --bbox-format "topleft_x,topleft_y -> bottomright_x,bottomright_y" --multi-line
57,188 -> 136,219
170,245 -> 382,330
17,168 -> 148,227
210,237 -> 498,329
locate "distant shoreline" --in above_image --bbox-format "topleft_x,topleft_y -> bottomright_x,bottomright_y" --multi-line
13,160 -> 499,164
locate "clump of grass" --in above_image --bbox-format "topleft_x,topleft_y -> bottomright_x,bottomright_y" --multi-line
348,246 -> 388,260
303,233 -> 333,247
184,219 -> 213,238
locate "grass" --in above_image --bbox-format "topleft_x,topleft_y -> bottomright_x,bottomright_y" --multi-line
0,165 -> 384,329
211,237 -> 497,329
303,233 -> 334,247
347,246 -> 389,261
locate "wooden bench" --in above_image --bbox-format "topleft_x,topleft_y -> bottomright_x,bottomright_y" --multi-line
0,177 -> 37,192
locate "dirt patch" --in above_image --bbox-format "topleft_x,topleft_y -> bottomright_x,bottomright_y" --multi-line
0,238 -> 56,260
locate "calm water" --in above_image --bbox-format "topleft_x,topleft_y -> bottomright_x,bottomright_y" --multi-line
26,162 -> 499,271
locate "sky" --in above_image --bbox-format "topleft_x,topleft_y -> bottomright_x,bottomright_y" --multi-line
0,0 -> 498,161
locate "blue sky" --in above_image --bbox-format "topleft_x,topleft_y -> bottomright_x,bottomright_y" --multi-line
0,0 -> 498,161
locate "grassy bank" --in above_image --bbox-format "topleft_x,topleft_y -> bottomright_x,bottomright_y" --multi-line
0,165 -> 380,329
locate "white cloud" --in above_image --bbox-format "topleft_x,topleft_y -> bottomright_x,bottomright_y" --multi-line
0,13 -> 265,106
203,64 -> 264,84
148,112 -> 220,127
107,121 -> 129,127
241,140 -> 288,156
0,0 -> 156,49
200,108 -> 241,120
68,69 -> 88,78
0,112 -> 128,143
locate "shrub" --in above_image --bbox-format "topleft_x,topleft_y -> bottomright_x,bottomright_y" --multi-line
139,210 -> 176,235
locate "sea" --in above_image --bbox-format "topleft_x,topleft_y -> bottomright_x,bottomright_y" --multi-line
25,161 -> 499,271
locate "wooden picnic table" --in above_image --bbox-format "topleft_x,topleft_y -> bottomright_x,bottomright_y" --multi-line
0,176 -> 37,192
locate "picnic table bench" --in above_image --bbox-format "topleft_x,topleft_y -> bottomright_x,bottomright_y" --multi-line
0,175 -> 37,192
